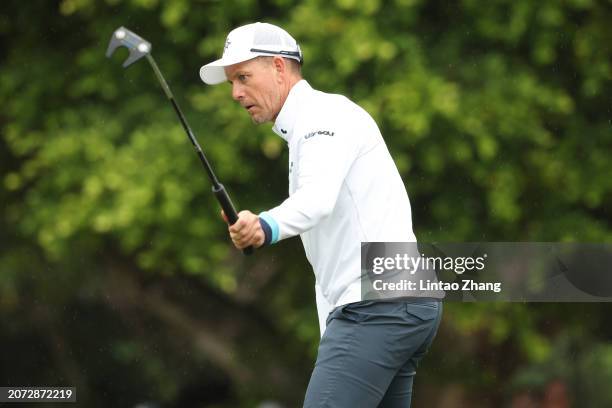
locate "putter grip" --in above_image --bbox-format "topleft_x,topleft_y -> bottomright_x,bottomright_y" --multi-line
212,183 -> 253,255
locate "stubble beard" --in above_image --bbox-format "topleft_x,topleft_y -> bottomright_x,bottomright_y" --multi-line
250,85 -> 283,125
250,109 -> 267,124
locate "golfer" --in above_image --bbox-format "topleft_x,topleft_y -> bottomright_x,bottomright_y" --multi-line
200,22 -> 442,407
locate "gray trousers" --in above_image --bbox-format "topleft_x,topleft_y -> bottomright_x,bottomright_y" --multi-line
303,300 -> 442,408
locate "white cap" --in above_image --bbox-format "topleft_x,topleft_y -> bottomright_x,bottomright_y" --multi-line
199,22 -> 303,85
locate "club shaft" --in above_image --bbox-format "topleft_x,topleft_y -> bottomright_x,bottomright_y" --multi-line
146,55 -> 221,187
169,99 -> 221,186
144,55 -> 253,255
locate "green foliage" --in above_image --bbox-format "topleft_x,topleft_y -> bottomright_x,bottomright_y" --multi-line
1,0 -> 611,406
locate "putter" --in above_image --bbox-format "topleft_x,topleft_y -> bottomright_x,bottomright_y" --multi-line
106,27 -> 253,255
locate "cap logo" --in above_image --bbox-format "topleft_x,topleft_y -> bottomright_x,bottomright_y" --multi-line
223,38 -> 231,53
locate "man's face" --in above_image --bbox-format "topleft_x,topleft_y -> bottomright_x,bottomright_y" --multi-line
224,58 -> 283,124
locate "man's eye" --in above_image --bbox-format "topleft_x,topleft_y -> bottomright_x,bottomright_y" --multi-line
238,74 -> 248,82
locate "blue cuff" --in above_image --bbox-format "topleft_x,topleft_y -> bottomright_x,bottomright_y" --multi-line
259,217 -> 272,246
259,212 -> 280,245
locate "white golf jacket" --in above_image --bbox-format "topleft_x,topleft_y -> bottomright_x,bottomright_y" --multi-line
258,80 -> 416,336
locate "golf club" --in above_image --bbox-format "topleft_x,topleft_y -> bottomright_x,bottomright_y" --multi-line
106,26 -> 253,255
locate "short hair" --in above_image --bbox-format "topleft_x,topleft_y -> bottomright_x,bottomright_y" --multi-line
258,56 -> 302,75
285,58 -> 302,75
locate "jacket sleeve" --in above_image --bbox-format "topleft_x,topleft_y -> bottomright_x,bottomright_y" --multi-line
263,123 -> 359,242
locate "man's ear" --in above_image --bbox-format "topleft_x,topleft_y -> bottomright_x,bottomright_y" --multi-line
272,56 -> 286,76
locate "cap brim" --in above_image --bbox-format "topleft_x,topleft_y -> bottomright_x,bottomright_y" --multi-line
199,58 -> 229,85
199,54 -> 259,85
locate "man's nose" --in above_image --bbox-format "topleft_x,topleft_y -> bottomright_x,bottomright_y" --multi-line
231,83 -> 244,101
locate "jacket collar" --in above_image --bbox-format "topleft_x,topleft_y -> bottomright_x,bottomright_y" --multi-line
272,79 -> 311,143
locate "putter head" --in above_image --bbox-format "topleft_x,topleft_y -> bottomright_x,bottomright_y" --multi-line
106,26 -> 152,67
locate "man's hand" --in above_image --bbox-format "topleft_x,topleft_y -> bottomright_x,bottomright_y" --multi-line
222,210 -> 265,249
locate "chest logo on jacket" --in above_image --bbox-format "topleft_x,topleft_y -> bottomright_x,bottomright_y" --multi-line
304,130 -> 335,140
